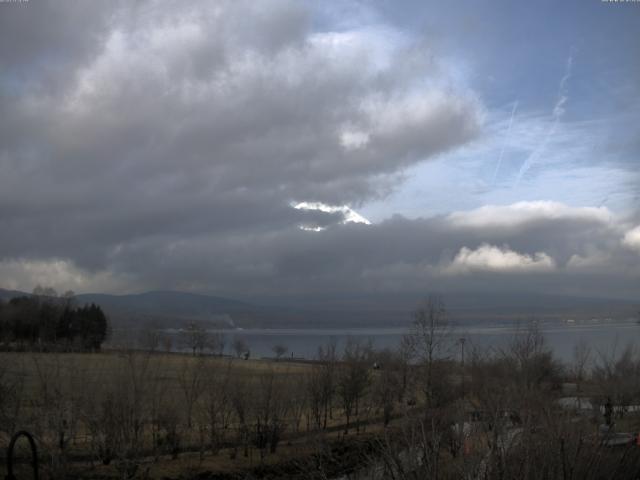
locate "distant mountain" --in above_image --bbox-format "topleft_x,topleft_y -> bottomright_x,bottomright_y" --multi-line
0,288 -> 26,302
1,288 -> 638,329
443,291 -> 639,322
75,291 -> 260,329
0,288 -> 253,329
251,291 -> 640,324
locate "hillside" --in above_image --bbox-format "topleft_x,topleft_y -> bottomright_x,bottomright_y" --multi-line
1,288 -> 637,329
76,291 -> 254,328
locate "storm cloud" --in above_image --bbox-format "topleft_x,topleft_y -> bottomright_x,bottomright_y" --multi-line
0,1 -> 638,300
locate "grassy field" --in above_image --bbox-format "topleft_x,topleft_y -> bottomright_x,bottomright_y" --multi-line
0,350 -> 397,479
5,341 -> 640,479
1,350 -> 313,384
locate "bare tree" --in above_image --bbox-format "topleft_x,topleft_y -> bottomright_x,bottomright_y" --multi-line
317,339 -> 338,428
372,349 -> 400,426
146,356 -> 170,460
0,356 -> 24,442
592,342 -> 640,419
305,365 -> 325,431
33,285 -> 58,298
83,352 -> 152,477
287,376 -> 307,433
507,321 -> 561,393
200,359 -> 233,454
571,338 -> 592,394
138,324 -> 162,353
232,336 -> 249,358
408,294 -> 450,407
337,337 -> 372,434
157,399 -> 182,460
182,322 -> 209,356
61,290 -> 76,309
229,372 -> 251,458
177,356 -> 207,428
252,367 -> 291,456
272,343 -> 287,360
160,331 -> 174,353
209,331 -> 226,356
396,334 -> 415,403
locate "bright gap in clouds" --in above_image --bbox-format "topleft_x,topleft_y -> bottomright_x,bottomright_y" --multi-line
292,201 -> 371,231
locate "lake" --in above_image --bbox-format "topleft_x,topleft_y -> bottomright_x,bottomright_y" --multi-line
211,319 -> 640,363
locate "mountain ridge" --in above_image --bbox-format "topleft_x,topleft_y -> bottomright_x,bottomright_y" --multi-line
0,288 -> 637,329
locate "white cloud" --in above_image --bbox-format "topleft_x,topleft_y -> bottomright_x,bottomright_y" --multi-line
622,226 -> 640,253
567,251 -> 611,269
0,259 -> 127,294
447,201 -> 611,229
293,201 -> 371,231
340,129 -> 370,150
445,243 -> 556,274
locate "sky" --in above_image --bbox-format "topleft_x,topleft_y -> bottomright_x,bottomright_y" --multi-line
0,0 -> 639,300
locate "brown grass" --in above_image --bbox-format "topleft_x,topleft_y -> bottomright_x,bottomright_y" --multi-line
0,351 -> 393,479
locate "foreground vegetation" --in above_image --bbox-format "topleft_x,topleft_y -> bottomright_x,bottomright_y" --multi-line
3,296 -> 640,479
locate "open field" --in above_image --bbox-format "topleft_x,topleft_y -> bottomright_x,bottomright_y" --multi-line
0,349 -> 408,479
0,351 -> 314,391
6,320 -> 640,479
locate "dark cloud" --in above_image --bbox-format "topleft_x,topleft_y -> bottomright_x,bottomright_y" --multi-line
48,203 -> 636,299
0,1 -> 637,299
0,0 -> 479,281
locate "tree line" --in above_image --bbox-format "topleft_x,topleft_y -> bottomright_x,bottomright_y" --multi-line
0,287 -> 109,351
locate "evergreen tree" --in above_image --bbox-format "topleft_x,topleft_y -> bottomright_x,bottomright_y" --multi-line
0,295 -> 109,351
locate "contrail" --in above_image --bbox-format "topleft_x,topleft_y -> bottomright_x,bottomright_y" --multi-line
492,100 -> 519,185
515,54 -> 573,186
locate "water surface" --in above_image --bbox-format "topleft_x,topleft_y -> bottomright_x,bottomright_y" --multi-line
209,319 -> 640,363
